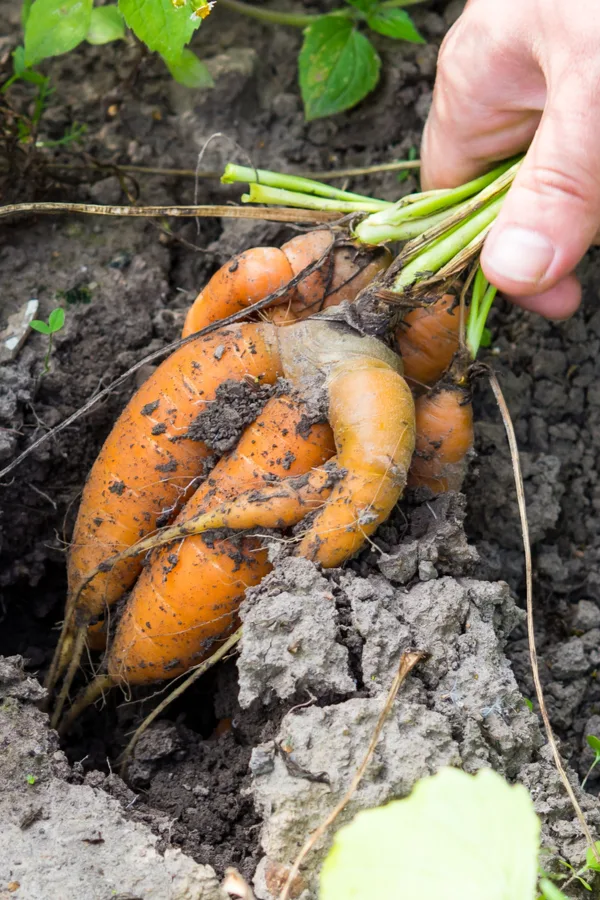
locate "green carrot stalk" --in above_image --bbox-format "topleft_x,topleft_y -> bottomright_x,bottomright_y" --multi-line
241,183 -> 389,213
222,163 -> 392,207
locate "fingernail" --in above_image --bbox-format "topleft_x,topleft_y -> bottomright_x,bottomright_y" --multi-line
485,226 -> 555,285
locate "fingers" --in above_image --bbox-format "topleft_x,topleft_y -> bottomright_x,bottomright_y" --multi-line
481,76 -> 600,299
420,1 -> 543,190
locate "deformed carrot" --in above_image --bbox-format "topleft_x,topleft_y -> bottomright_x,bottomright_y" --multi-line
408,383 -> 474,494
46,323 -> 283,710
107,395 -> 334,685
395,293 -> 461,388
58,320 -> 415,730
295,353 -> 415,566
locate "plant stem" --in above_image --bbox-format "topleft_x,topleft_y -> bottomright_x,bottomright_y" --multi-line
222,163 -> 391,205
243,183 -> 389,213
218,0 -> 321,27
467,282 -> 497,359
581,756 -> 600,791
393,192 -> 506,289
358,157 -> 519,233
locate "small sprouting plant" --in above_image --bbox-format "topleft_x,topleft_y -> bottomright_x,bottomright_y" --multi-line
582,735 -> 600,790
30,307 -> 66,375
10,0 -> 214,92
26,773 -> 37,785
8,0 -> 424,118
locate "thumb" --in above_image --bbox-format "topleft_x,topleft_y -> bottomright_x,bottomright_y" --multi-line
481,83 -> 600,301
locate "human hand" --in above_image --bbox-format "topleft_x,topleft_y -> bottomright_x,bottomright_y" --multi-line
421,0 -> 600,319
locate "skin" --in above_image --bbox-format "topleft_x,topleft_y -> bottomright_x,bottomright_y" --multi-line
421,0 -> 600,319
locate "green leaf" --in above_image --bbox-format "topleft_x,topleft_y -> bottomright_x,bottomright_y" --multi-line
26,774 -> 37,785
24,0 -> 93,65
164,48 -> 213,87
539,879 -> 570,900
587,735 -> 600,754
523,697 -> 534,711
586,843 -> 600,872
320,768 -> 540,900
86,5 -> 125,43
48,307 -> 65,332
30,320 -> 51,334
366,8 -> 424,43
299,15 -> 380,121
118,0 -> 201,65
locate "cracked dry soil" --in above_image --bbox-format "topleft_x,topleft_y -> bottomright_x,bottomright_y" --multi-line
3,1 -> 600,897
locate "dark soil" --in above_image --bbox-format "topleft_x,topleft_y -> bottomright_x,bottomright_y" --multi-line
2,0 -> 600,892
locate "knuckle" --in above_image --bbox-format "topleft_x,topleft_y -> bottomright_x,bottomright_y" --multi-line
520,161 -> 600,212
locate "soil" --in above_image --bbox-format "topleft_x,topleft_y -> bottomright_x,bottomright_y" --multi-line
2,0 -> 600,897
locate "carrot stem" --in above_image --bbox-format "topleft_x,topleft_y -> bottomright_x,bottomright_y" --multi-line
222,163 -> 390,205
393,193 -> 506,289
242,184 -> 389,213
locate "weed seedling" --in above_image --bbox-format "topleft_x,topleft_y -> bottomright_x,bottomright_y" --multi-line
582,735 -> 600,790
26,774 -> 37,785
30,307 -> 65,375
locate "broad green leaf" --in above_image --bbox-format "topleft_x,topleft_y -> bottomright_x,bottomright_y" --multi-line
320,768 -> 540,900
22,0 -> 33,28
539,879 -> 570,900
587,735 -> 600,754
586,843 -> 600,872
86,5 -> 125,43
367,8 -> 424,43
30,320 -> 51,335
118,0 -> 201,65
299,15 -> 380,121
164,48 -> 213,87
24,0 -> 92,65
48,308 -> 65,332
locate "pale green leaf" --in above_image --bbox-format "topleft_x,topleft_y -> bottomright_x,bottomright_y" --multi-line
118,0 -> 200,65
164,48 -> 213,87
24,0 -> 92,65
86,6 -> 125,43
539,878 -> 570,900
366,8 -> 424,43
298,15 -> 380,121
320,768 -> 540,900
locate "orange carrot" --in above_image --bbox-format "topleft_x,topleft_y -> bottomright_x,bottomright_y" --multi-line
182,247 -> 296,337
395,294 -> 461,388
268,232 -> 391,325
182,231 -> 392,337
295,349 -> 415,566
58,320 -> 414,728
46,323 -> 283,706
107,395 -> 334,685
408,383 -> 473,494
